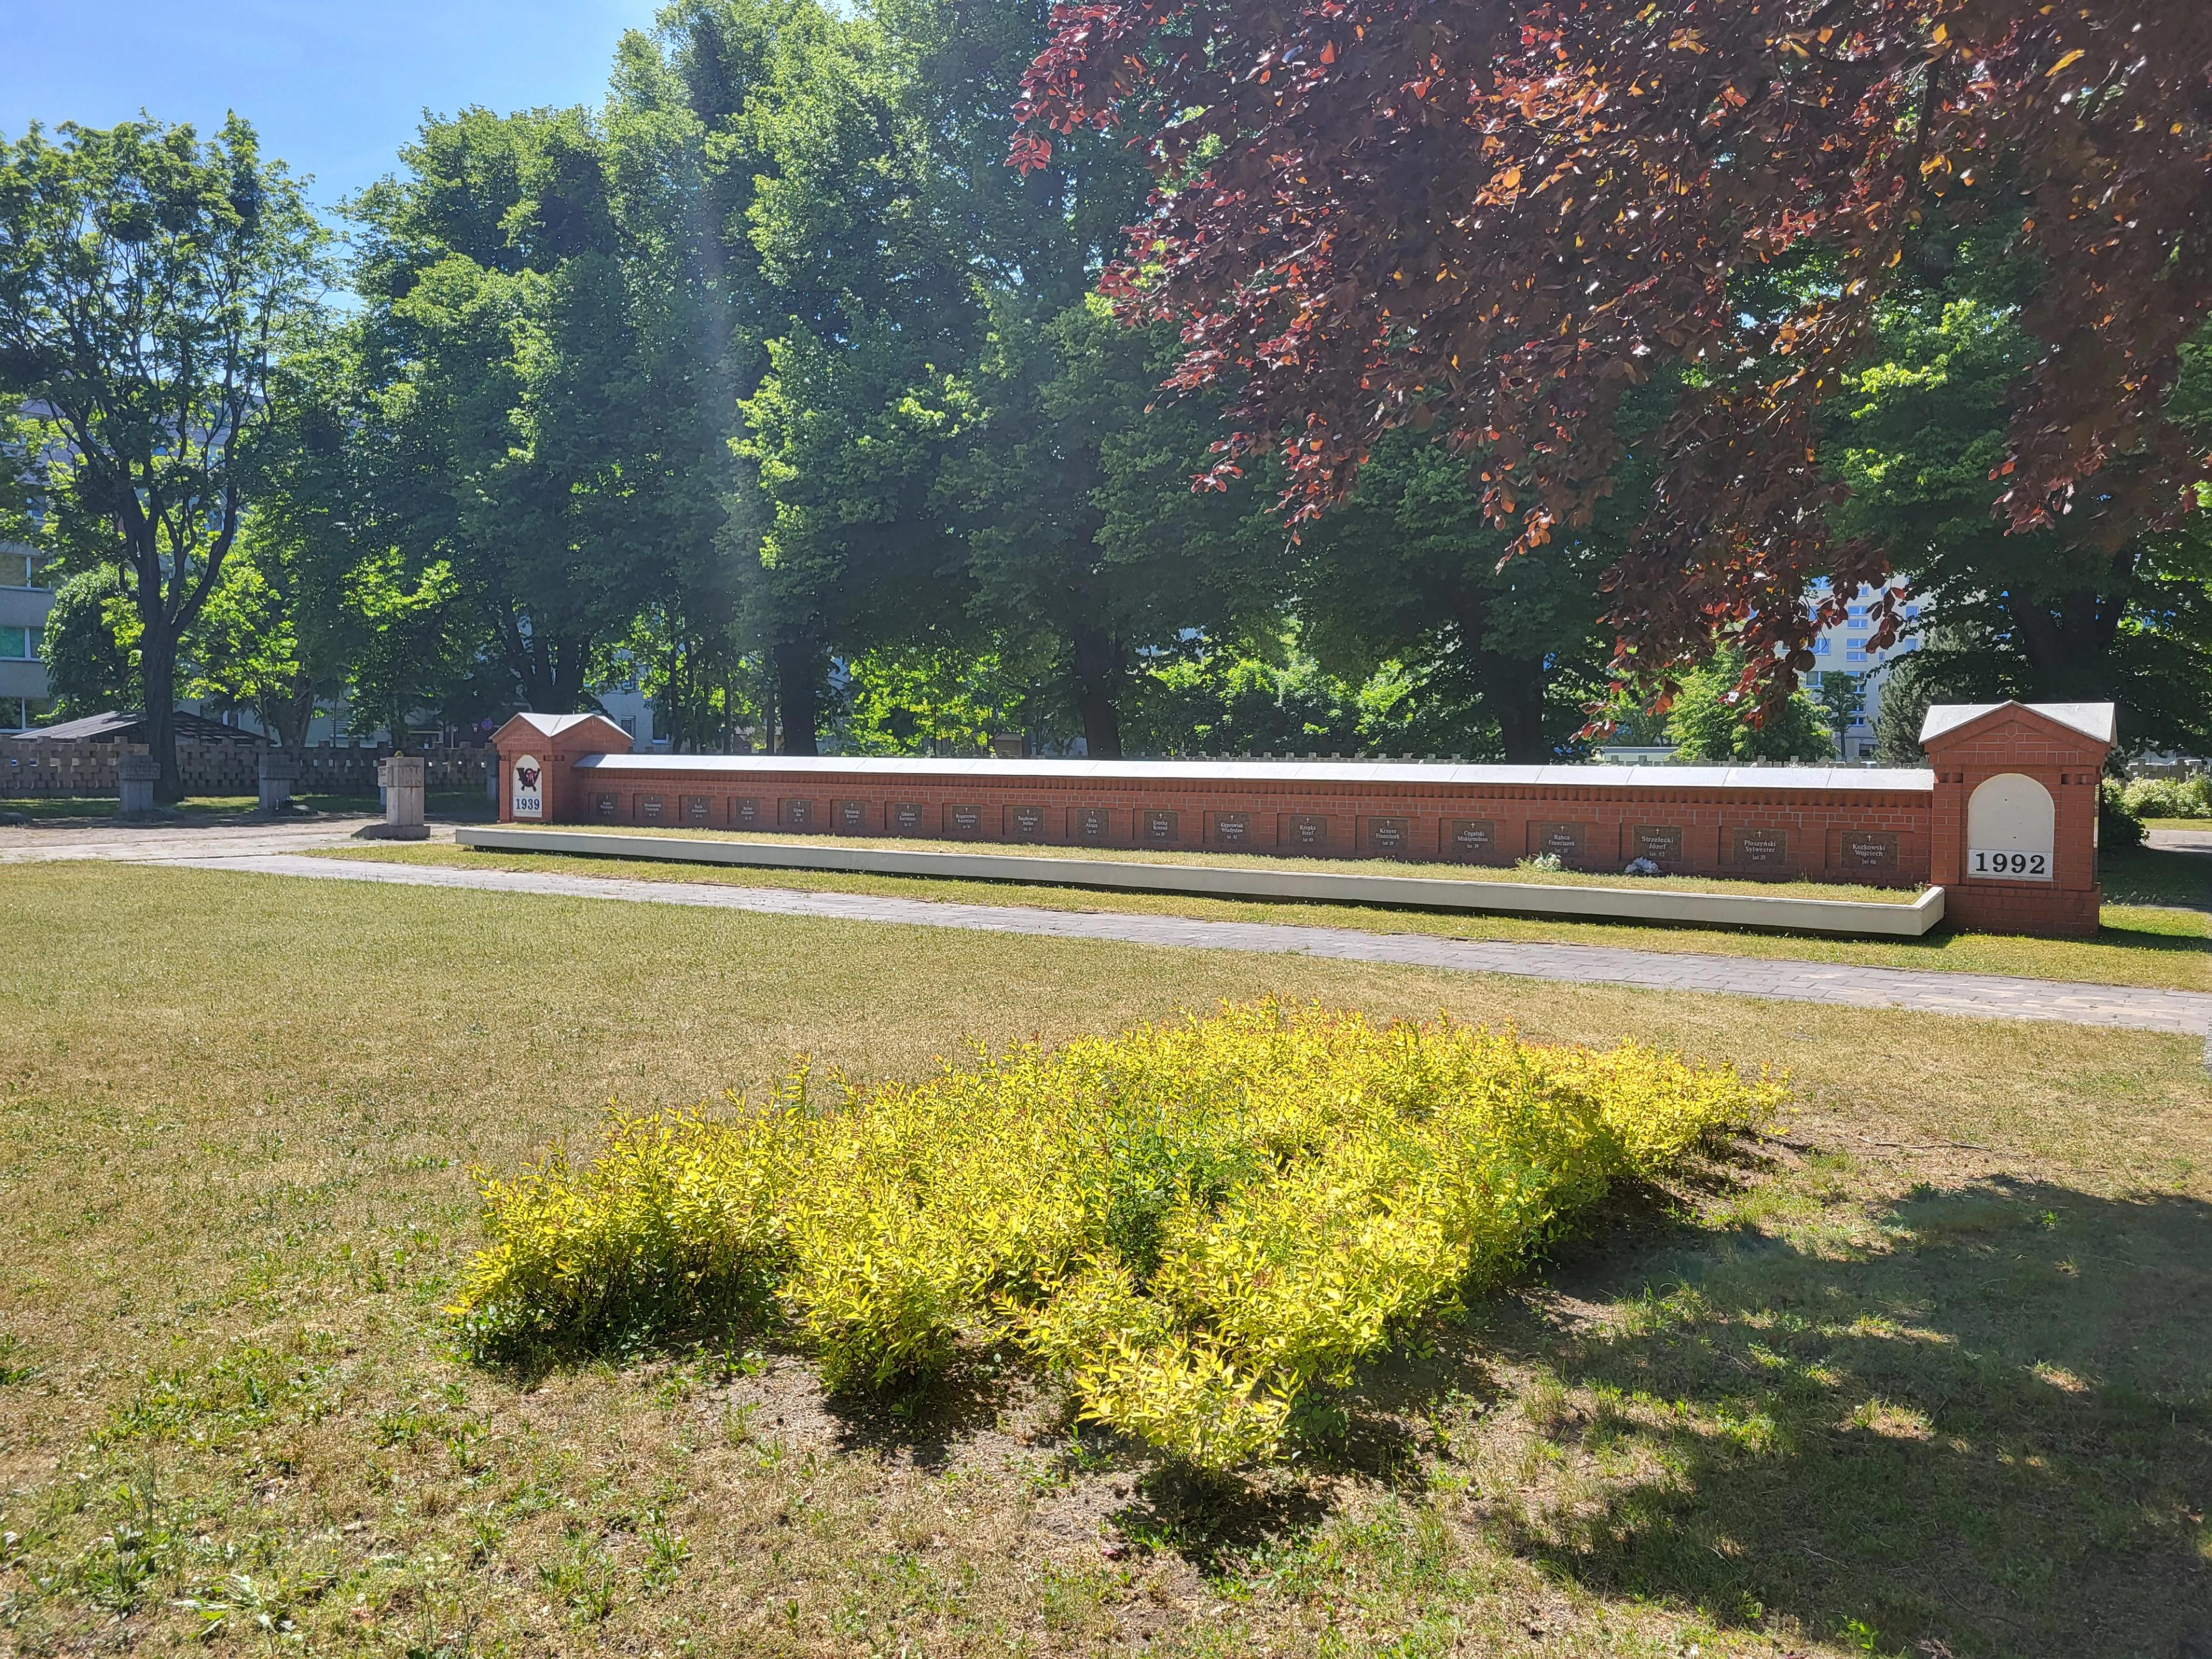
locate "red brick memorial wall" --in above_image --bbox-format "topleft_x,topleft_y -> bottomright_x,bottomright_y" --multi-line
491,701 -> 2113,937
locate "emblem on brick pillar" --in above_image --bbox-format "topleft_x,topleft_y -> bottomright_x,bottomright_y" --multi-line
512,755 -> 544,819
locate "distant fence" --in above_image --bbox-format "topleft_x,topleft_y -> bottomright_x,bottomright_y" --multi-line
0,739 -> 492,798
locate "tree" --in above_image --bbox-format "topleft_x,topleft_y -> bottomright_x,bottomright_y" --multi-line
1666,650 -> 1833,763
941,296 -> 1259,755
726,3 -> 985,753
1289,429 -> 1612,762
1830,240 -> 2212,754
38,566 -> 137,717
0,118 -> 329,797
1871,646 -> 1946,767
353,101 -> 738,724
1012,0 -> 2212,696
1815,671 -> 1866,757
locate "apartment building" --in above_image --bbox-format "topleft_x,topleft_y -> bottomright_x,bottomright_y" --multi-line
0,544 -> 53,730
1805,577 -> 1923,759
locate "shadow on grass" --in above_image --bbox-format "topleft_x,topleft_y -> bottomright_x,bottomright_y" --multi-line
2103,844 -> 2212,912
1461,1179 -> 2212,1658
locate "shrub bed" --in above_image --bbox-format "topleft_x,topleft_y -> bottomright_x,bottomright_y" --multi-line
454,1000 -> 1777,1468
2115,774 -> 2212,821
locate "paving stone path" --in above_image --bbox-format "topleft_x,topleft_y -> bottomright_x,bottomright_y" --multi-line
154,849 -> 2212,1041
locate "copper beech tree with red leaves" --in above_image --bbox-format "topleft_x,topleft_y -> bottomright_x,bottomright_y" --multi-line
1011,0 -> 2212,700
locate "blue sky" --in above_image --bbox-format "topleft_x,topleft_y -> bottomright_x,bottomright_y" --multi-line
1,1 -> 665,214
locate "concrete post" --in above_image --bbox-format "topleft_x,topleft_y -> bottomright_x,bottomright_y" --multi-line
259,748 -> 300,813
116,748 -> 161,816
359,755 -> 429,840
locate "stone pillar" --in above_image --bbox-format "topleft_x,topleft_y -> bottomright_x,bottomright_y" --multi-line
259,748 -> 300,813
117,748 -> 161,816
359,755 -> 429,840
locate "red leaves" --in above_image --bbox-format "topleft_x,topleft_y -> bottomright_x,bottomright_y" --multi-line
1010,0 -> 2212,684
1005,133 -> 1055,175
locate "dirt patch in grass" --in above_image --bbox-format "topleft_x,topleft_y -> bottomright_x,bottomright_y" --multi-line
320,838 -> 2211,992
1,861 -> 2207,1657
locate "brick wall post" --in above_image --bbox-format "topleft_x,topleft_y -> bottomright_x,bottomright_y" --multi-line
1922,702 -> 2112,937
490,713 -> 633,823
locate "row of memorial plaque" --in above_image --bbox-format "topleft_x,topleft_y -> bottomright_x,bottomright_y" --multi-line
584,792 -> 1900,872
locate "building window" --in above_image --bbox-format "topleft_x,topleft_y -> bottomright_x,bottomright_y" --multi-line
0,626 -> 31,660
1815,638 -> 1832,656
1846,649 -> 1866,663
0,551 -> 48,589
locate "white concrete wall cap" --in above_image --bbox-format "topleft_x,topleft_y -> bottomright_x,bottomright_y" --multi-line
569,752 -> 1936,793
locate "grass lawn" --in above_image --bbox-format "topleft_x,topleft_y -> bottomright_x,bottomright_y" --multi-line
469,824 -> 1935,903
2,860 -> 2208,1657
318,838 -> 2212,992
2,790 -> 495,822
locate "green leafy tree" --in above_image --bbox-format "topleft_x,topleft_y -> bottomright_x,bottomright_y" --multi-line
38,566 -> 138,717
0,118 -> 329,797
1830,233 -> 2212,755
725,3 -> 984,752
1815,672 -> 1866,758
838,643 -> 1032,755
1665,650 -> 1833,764
353,101 -> 736,722
340,551 -> 469,744
941,296 -> 1259,756
1289,430 -> 1613,762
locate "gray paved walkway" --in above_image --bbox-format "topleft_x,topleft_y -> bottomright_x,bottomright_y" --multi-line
0,816 -> 414,863
154,850 -> 2212,1041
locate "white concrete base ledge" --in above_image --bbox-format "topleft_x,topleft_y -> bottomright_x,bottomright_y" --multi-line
457,825 -> 1947,938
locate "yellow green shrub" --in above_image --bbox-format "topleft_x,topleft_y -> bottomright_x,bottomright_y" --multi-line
454,1000 -> 1778,1467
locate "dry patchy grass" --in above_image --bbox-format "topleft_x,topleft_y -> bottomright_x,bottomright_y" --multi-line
1,861 -> 2207,1658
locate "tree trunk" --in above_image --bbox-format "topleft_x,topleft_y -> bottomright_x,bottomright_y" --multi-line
139,628 -> 183,803
1488,662 -> 1550,764
264,679 -> 316,752
1070,627 -> 1124,758
774,639 -> 820,756
2009,587 -> 2128,702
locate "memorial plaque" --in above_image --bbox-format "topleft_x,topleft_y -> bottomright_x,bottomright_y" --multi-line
1073,806 -> 1112,842
891,801 -> 925,834
1727,825 -> 1789,867
1279,813 -> 1331,851
639,794 -> 664,821
1006,804 -> 1049,839
512,754 -> 545,819
684,795 -> 711,824
1839,829 -> 1899,871
1208,810 -> 1253,848
1361,816 -> 1412,854
594,791 -> 619,819
945,803 -> 985,838
731,796 -> 762,828
836,799 -> 868,832
1140,808 -> 1180,844
1531,821 -> 1589,862
1445,819 -> 1498,860
1631,824 -> 1684,865
779,797 -> 815,830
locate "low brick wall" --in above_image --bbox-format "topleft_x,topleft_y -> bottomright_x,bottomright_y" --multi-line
1,739 -> 491,798
492,703 -> 2116,937
526,754 -> 1937,888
